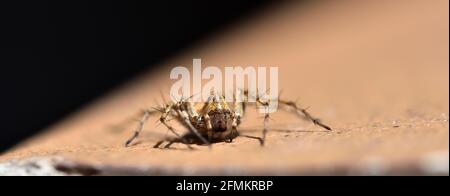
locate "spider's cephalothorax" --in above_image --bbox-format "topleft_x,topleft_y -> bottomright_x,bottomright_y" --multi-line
209,110 -> 229,132
202,94 -> 233,132
125,90 -> 332,149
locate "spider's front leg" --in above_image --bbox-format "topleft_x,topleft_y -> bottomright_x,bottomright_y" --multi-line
176,102 -> 212,149
232,91 -> 265,146
124,103 -> 192,149
278,99 -> 332,131
230,89 -> 246,143
125,108 -> 160,147
158,103 -> 183,139
254,95 -> 273,145
232,115 -> 264,146
156,103 -> 194,149
232,111 -> 264,146
202,113 -> 214,142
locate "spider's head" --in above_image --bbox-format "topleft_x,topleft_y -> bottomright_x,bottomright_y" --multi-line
209,110 -> 230,132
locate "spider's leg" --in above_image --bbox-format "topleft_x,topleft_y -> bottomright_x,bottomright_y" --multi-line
229,89 -> 248,143
159,104 -> 194,149
159,121 -> 194,150
262,113 -> 270,145
231,103 -> 263,146
159,104 -> 183,140
203,113 -> 214,141
233,112 -> 266,146
238,132 -> 264,146
125,108 -> 161,147
278,99 -> 332,131
244,90 -> 272,146
176,107 -> 212,149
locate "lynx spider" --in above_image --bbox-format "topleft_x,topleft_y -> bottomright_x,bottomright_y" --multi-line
125,90 -> 331,149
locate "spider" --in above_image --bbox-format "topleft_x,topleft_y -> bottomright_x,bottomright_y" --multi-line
124,90 -> 332,149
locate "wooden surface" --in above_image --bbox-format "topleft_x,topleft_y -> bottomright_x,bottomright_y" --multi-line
0,0 -> 448,175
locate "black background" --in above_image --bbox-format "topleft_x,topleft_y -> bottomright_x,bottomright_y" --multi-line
0,1 -> 279,152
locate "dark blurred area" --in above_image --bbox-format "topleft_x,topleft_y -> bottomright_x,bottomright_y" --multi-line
0,0 -> 278,152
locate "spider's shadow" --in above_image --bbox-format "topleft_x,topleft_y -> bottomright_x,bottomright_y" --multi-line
127,141 -> 200,151
239,128 -> 330,134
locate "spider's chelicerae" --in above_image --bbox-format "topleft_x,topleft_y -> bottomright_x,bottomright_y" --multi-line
125,90 -> 332,149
